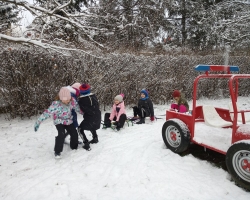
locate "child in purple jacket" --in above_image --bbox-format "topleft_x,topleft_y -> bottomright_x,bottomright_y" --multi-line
34,87 -> 82,159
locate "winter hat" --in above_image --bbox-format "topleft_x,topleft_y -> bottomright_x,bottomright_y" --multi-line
71,83 -> 81,96
114,93 -> 124,102
59,87 -> 71,101
74,88 -> 80,97
79,84 -> 91,95
71,82 -> 81,90
172,90 -> 181,98
140,89 -> 149,98
66,86 -> 76,94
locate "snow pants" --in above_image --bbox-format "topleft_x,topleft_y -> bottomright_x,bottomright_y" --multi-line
54,123 -> 78,154
104,113 -> 127,129
78,128 -> 98,143
133,106 -> 149,118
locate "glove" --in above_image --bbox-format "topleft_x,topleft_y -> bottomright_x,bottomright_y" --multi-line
150,116 -> 155,121
34,122 -> 40,132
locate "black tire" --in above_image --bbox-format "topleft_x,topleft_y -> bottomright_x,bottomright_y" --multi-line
226,142 -> 250,191
162,119 -> 190,153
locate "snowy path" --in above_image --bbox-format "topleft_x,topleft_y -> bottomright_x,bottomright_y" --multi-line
0,103 -> 250,200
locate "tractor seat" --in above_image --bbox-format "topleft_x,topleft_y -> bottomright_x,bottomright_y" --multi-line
202,105 -> 232,127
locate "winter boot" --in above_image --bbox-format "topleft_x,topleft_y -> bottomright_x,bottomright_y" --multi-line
103,123 -> 111,129
136,118 -> 145,124
116,122 -> 122,131
54,152 -> 61,159
82,142 -> 91,151
90,136 -> 99,144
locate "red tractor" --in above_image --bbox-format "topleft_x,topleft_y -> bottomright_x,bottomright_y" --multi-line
162,65 -> 250,190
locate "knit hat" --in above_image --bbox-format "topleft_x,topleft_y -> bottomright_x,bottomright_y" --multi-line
59,87 -> 71,101
71,82 -> 81,90
140,89 -> 149,98
79,84 -> 91,95
172,90 -> 181,98
114,93 -> 124,102
66,86 -> 76,94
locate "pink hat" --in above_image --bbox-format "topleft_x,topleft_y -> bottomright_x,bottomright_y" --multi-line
59,87 -> 71,101
120,93 -> 125,98
66,86 -> 76,94
71,82 -> 81,90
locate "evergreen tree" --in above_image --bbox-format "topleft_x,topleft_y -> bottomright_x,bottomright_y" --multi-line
211,0 -> 250,49
0,2 -> 19,33
164,0 -> 250,50
165,0 -> 226,49
94,0 -> 169,50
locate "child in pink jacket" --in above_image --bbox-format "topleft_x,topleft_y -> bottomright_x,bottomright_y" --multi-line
170,90 -> 189,113
103,94 -> 127,131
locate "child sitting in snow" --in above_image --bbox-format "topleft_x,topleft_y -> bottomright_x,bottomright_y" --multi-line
103,93 -> 127,131
34,87 -> 82,159
133,89 -> 155,124
170,90 -> 189,113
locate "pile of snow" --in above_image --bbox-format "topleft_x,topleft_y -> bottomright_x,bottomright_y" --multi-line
0,97 -> 250,200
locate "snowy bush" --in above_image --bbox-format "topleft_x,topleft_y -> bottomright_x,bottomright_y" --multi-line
1,43 -> 250,118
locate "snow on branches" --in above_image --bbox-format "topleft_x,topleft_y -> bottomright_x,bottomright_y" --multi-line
0,0 -> 107,54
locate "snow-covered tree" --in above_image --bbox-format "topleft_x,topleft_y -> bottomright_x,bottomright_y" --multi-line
1,0 -> 250,52
0,0 -> 106,54
0,2 -> 19,33
93,0 -> 169,50
165,0 -> 250,50
165,0 -> 222,48
211,0 -> 250,49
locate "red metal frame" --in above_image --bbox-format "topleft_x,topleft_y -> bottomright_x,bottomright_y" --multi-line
166,67 -> 250,154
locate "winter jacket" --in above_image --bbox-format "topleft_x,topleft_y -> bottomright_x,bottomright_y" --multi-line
35,98 -> 82,126
109,101 -> 126,121
171,97 -> 189,113
138,98 -> 154,117
78,93 -> 101,131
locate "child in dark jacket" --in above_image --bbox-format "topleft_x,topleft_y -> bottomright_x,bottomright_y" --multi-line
104,94 -> 127,131
77,84 -> 101,151
133,89 -> 154,124
171,90 -> 189,113
34,87 -> 82,159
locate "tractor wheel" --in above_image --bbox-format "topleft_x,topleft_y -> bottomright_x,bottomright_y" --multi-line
162,119 -> 190,153
226,142 -> 250,191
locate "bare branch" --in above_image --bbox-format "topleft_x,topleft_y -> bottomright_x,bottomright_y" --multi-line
0,33 -> 104,58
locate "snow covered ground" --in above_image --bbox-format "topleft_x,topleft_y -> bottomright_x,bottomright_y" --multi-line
0,97 -> 250,200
